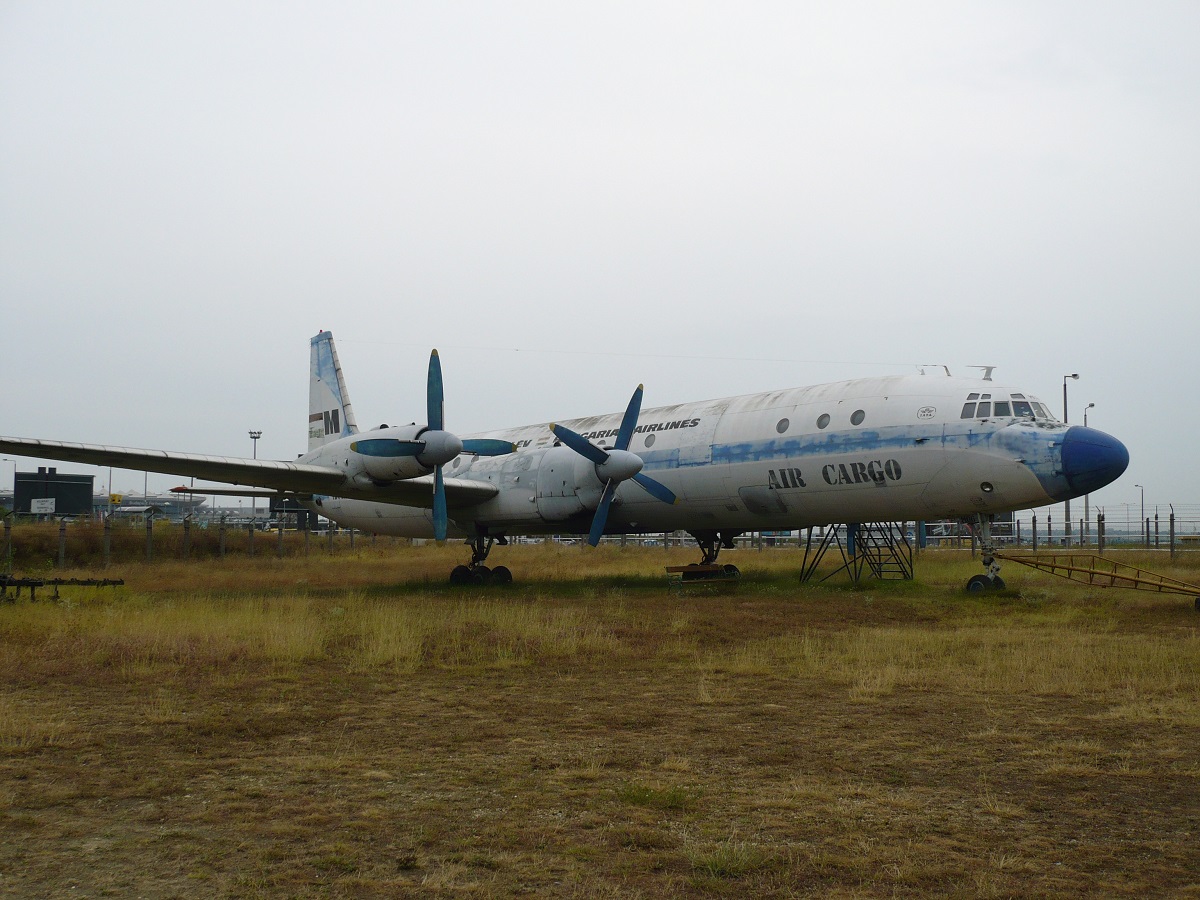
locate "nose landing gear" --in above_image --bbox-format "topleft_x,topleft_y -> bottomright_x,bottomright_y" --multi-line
964,516 -> 1006,592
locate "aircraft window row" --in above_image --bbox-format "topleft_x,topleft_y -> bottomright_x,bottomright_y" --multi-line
772,410 -> 872,434
812,410 -> 865,431
960,392 -> 1054,421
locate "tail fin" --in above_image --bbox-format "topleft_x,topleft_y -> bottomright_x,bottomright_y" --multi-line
308,331 -> 358,451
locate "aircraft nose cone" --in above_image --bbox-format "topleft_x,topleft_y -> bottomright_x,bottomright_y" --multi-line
1061,426 -> 1129,495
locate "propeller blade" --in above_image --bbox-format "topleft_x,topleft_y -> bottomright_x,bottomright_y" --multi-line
588,481 -> 617,547
550,424 -> 608,465
427,350 -> 445,432
351,438 -> 424,457
432,466 -> 447,541
461,438 -> 516,456
633,472 -> 677,505
615,385 -> 643,451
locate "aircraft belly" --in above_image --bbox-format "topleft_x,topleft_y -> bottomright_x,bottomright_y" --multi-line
314,498 -> 444,538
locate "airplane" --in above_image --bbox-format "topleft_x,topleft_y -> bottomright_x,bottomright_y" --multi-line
1,331 -> 1129,588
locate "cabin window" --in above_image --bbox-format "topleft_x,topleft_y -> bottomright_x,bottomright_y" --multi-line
817,413 -> 830,429
1013,400 -> 1033,418
976,401 -> 991,417
776,418 -> 790,434
850,409 -> 865,426
960,402 -> 977,418
993,401 -> 1012,417
644,433 -> 656,448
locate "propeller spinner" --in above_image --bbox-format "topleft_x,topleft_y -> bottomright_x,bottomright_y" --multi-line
550,384 -> 677,546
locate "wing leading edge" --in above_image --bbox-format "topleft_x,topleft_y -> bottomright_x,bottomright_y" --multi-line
0,437 -> 498,508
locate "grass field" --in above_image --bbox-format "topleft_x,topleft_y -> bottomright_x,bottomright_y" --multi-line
2,543 -> 1199,897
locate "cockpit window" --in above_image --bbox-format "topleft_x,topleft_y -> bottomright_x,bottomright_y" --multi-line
976,401 -> 991,417
960,402 -> 976,418
993,401 -> 1011,417
1013,400 -> 1033,418
1031,401 -> 1049,419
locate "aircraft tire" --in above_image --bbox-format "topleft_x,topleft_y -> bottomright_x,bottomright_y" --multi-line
991,576 -> 1005,591
450,565 -> 473,585
722,564 -> 740,577
471,565 -> 491,584
491,565 -> 513,584
965,574 -> 991,593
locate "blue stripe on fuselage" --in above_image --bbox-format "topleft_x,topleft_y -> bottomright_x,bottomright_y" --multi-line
637,421 -> 1066,478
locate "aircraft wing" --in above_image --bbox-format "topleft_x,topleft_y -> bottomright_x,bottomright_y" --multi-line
0,436 -> 498,508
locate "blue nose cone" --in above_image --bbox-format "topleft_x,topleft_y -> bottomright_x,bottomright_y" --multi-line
1060,426 -> 1129,496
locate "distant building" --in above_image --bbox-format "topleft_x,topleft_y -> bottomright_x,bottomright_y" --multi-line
13,467 -> 94,516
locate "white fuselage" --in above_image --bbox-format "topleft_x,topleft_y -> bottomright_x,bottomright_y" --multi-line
306,373 -> 1081,539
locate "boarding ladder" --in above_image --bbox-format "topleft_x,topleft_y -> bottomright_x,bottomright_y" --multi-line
994,552 -> 1200,608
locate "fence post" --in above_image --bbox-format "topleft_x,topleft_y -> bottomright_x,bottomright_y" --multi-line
219,515 -> 226,559
58,518 -> 68,568
304,517 -> 311,557
1097,513 -> 1105,554
1032,515 -> 1038,552
247,521 -> 255,557
145,515 -> 154,562
1170,512 -> 1176,559
2,513 -> 11,575
103,514 -> 112,568
277,520 -> 284,559
1154,513 -> 1160,548
182,515 -> 191,560
349,528 -> 355,551
328,525 -> 335,554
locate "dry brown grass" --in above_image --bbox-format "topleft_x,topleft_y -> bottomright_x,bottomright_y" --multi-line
2,543 -> 1199,897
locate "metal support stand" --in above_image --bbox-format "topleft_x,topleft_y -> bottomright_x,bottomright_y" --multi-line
798,522 -> 913,584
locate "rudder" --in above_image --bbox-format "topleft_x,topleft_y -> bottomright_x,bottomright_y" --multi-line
309,331 -> 358,451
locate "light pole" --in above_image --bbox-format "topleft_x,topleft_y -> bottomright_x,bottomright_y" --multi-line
1082,403 -> 1095,544
249,431 -> 262,522
1134,483 -> 1145,545
1,458 -> 15,508
1062,374 -> 1079,546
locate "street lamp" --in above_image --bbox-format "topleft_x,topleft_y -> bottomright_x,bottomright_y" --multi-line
249,431 -> 262,522
1,459 -> 15,509
1063,374 -> 1079,545
1134,483 -> 1145,545
1083,404 -> 1095,544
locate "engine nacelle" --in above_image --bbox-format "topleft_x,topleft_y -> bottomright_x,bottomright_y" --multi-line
349,425 -> 431,483
533,446 -> 604,521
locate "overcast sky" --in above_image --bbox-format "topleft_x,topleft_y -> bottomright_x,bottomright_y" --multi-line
2,2 -> 1197,525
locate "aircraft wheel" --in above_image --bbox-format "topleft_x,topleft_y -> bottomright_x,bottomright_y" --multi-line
965,574 -> 991,593
991,576 -> 1006,591
491,565 -> 513,585
722,564 -> 740,577
450,565 -> 473,585
471,565 -> 491,584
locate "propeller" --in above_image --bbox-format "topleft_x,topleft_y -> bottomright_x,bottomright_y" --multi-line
353,350 -> 514,541
423,350 -> 519,541
549,384 -> 677,546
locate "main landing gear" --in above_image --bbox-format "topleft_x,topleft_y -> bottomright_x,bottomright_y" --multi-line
687,530 -> 742,578
964,515 -> 1006,593
449,532 -> 513,585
